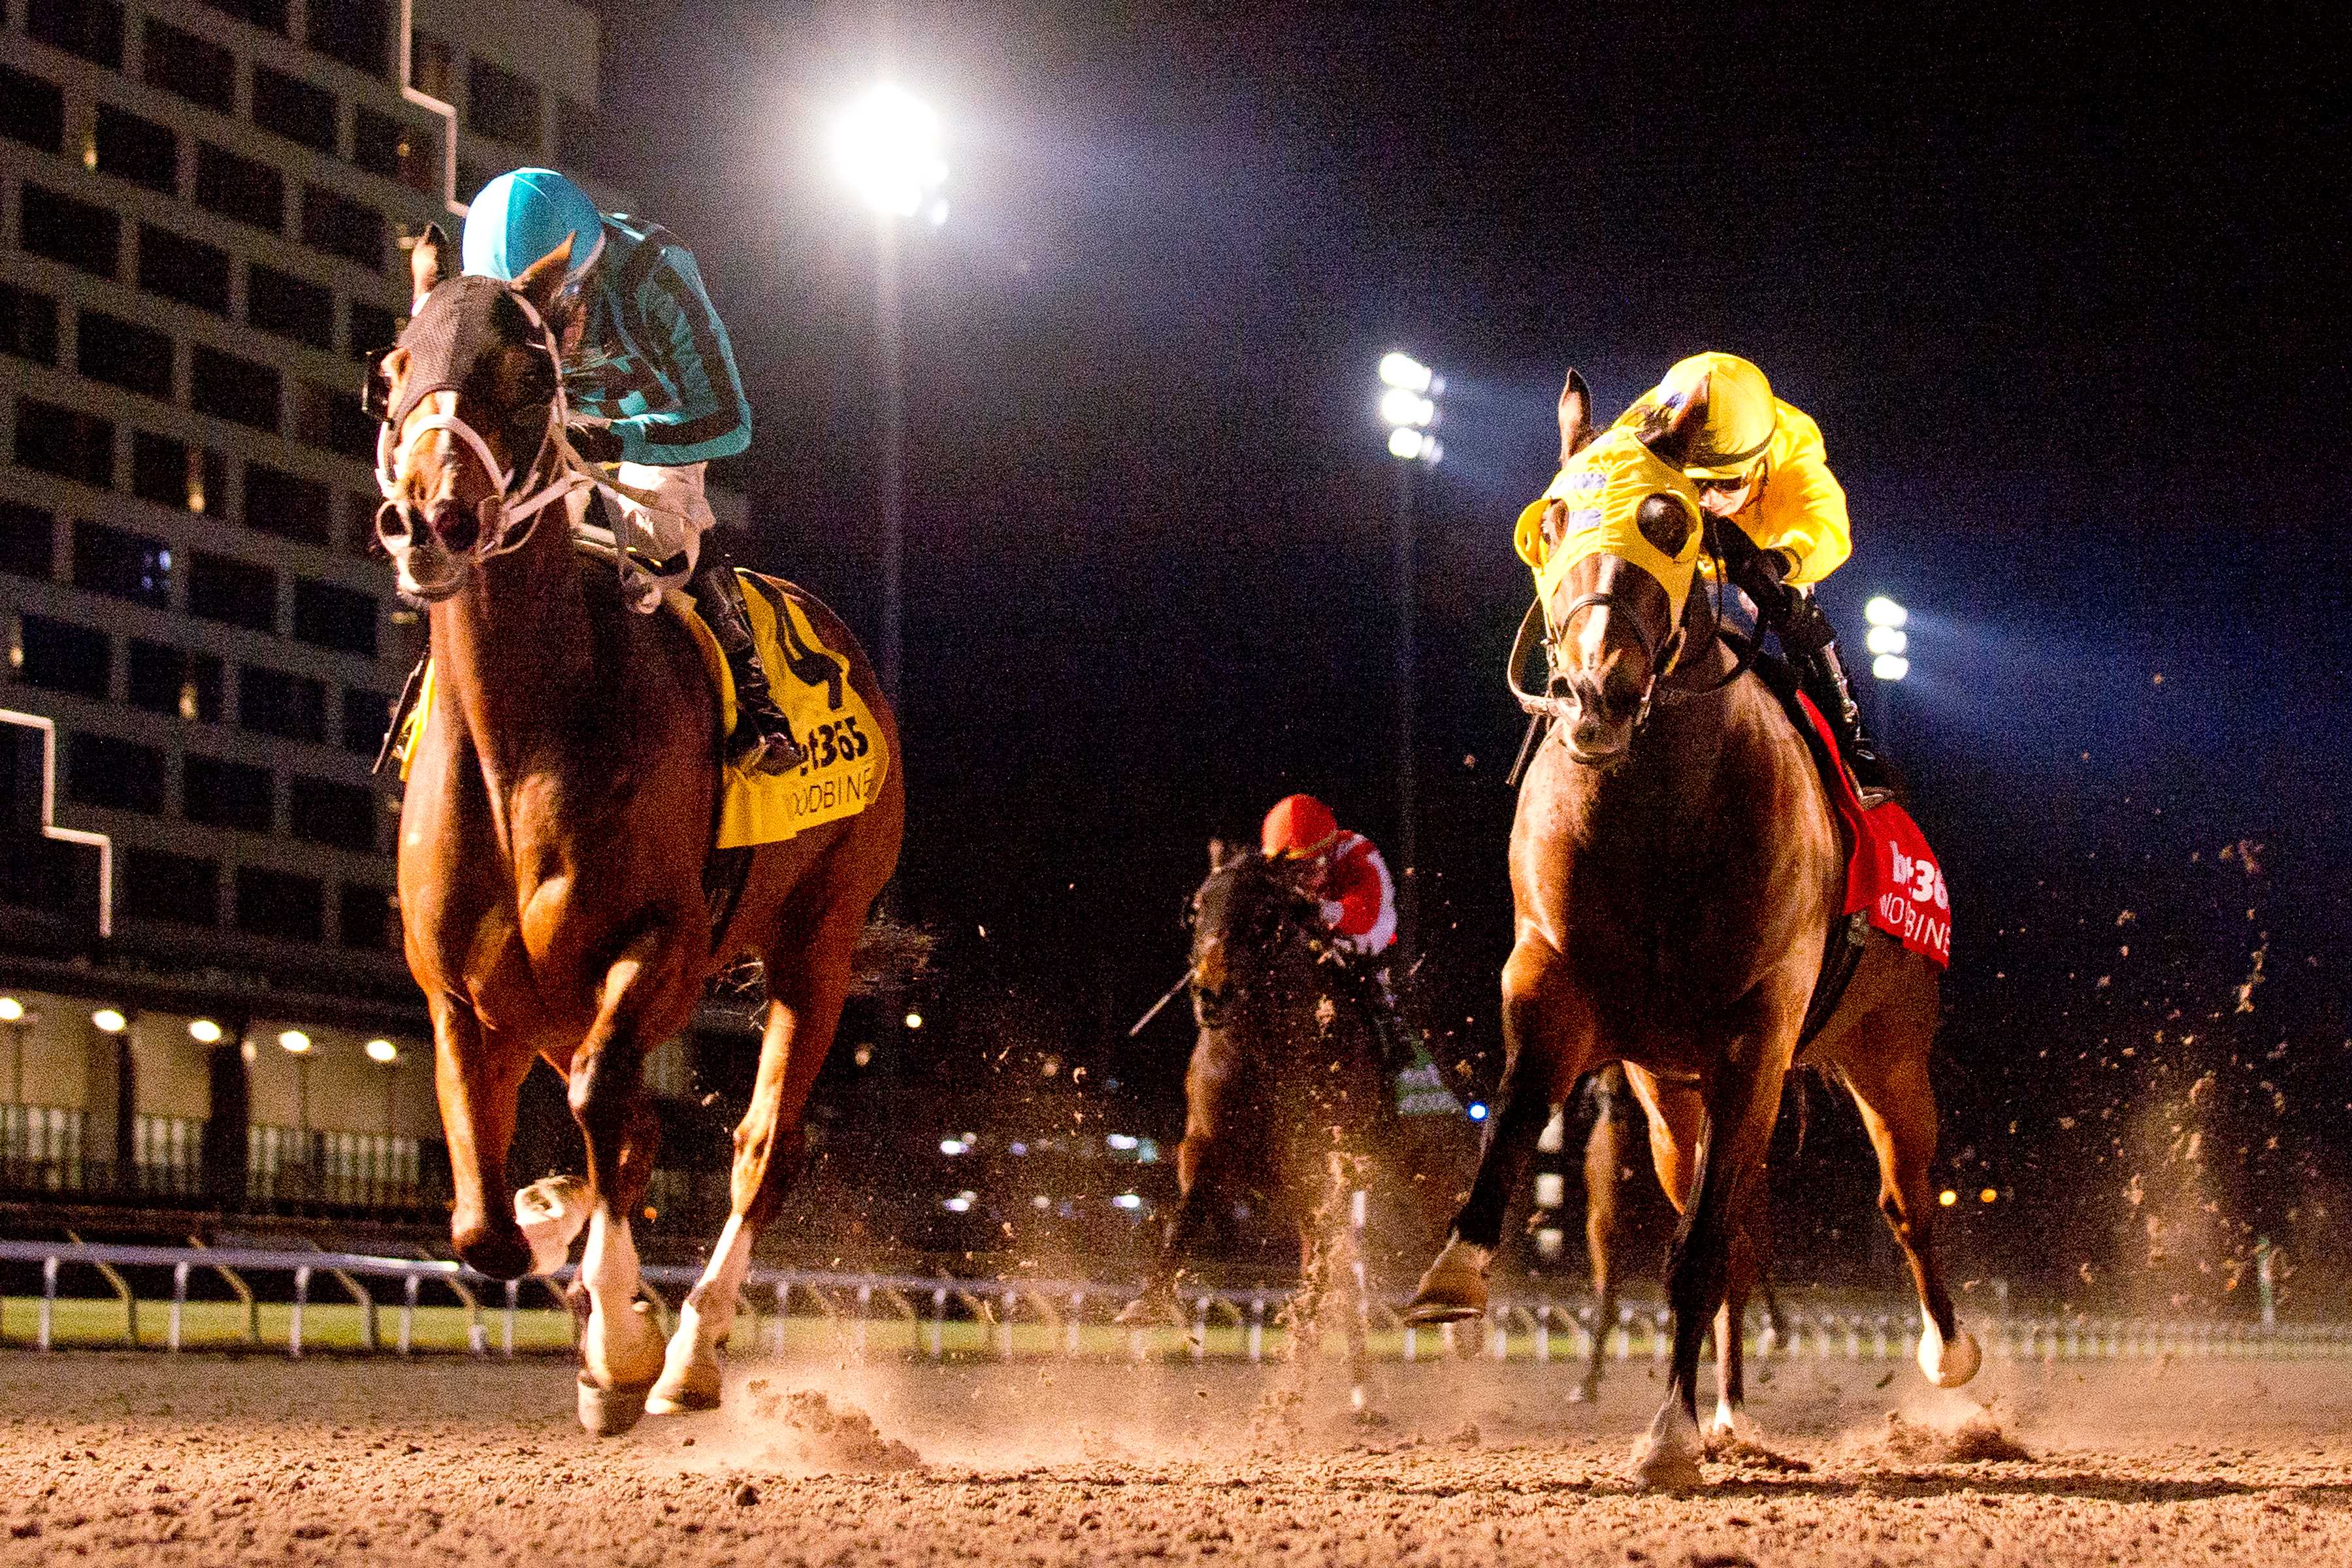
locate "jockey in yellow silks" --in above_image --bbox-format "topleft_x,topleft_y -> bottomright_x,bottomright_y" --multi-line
1519,351 -> 1890,791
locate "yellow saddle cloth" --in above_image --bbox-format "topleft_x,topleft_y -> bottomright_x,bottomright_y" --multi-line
399,571 -> 889,850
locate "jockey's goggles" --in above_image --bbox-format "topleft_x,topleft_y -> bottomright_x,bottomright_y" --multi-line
1691,469 -> 1756,495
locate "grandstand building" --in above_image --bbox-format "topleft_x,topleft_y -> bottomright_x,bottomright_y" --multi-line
0,0 -> 736,1232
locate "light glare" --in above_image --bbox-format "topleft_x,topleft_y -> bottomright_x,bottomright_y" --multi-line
91,1008 -> 127,1034
1379,352 -> 1432,393
831,84 -> 947,220
903,1009 -> 924,1030
0,997 -> 22,1022
1379,387 -> 1434,428
1112,1193 -> 1143,1211
365,1038 -> 399,1064
1863,596 -> 1909,629
188,1018 -> 223,1044
1872,653 -> 1910,682
1864,625 -> 1908,657
278,1029 -> 312,1054
1388,427 -> 1425,461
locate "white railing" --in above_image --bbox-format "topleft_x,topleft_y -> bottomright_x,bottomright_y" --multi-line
3,1239 -> 2344,1364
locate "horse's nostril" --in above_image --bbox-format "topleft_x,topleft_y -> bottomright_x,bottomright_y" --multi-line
431,498 -> 480,552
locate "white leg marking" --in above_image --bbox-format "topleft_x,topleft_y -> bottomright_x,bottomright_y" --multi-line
1918,1316 -> 1984,1388
580,1207 -> 661,1388
649,1213 -> 750,1414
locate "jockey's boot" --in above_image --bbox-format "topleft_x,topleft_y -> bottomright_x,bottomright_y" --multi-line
686,549 -> 805,776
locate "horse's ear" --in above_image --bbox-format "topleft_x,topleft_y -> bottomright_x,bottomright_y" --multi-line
515,233 -> 576,325
1639,372 -> 1707,468
410,223 -> 450,314
1558,368 -> 1596,465
1207,837 -> 1228,872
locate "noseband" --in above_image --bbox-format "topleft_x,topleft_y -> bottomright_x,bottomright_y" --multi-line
369,278 -> 591,568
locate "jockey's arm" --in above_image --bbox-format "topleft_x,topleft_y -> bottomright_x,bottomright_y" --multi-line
604,244 -> 753,467
1323,837 -> 1397,955
1746,404 -> 1850,585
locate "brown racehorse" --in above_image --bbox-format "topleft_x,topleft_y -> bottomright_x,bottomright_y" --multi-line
378,227 -> 903,1434
1406,370 -> 1975,1486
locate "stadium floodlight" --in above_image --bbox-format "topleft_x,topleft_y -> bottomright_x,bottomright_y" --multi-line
1865,625 -> 1908,657
91,1008 -> 127,1034
830,83 -> 947,220
1379,387 -> 1435,429
365,1038 -> 399,1064
1872,654 -> 1910,682
278,1028 -> 312,1054
1379,351 -> 1434,393
1863,595 -> 1908,629
188,1018 -> 223,1044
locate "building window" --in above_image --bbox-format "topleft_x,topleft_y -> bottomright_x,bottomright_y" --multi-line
0,63 -> 67,153
301,186 -> 384,270
306,0 -> 389,78
237,866 -> 323,942
14,400 -> 116,489
1,282 -> 61,366
190,346 -> 281,433
342,687 -> 391,755
198,0 -> 287,36
195,144 -> 284,233
15,616 -> 111,698
138,225 -> 233,316
1,504 -> 58,580
183,754 -> 273,832
408,30 -> 453,101
242,464 -> 331,544
131,431 -> 224,515
93,104 -> 178,196
189,551 -> 278,632
293,579 -> 376,657
70,519 -> 172,608
20,185 -> 120,279
239,666 -> 327,742
466,57 -> 542,151
27,0 -> 125,71
349,301 -> 401,358
251,65 -> 337,154
142,19 -> 235,113
289,774 -> 373,851
293,380 -> 377,463
248,264 -> 335,350
338,882 -> 396,950
67,732 -> 164,814
127,639 -> 223,721
123,846 -> 218,925
352,106 -> 433,194
76,310 -> 176,402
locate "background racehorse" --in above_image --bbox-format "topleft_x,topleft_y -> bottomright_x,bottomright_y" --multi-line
1407,370 -> 1974,1487
378,227 -> 904,1434
1117,843 -> 1396,1366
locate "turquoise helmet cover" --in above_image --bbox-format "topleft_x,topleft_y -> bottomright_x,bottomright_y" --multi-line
461,168 -> 602,282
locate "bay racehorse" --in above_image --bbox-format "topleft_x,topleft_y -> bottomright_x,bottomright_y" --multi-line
1117,842 -> 1391,1369
1406,370 -> 1974,1486
376,227 -> 903,1433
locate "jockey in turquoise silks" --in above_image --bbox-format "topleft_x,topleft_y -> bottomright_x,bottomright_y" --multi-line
461,167 -> 802,775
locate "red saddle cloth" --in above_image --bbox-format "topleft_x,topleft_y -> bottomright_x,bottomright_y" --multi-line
1793,694 -> 1952,969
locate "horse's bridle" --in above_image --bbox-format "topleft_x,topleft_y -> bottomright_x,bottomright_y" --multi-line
368,282 -> 592,572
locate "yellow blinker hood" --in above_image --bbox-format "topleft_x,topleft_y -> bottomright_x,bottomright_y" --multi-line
1513,425 -> 1706,631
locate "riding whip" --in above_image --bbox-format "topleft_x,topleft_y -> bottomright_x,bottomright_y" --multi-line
1127,970 -> 1194,1037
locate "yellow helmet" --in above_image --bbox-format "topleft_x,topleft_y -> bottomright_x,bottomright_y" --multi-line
1649,352 -> 1778,480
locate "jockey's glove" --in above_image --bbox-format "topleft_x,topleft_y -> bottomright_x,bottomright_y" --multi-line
568,421 -> 622,465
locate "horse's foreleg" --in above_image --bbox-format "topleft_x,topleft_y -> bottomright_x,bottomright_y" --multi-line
1840,1033 -> 1979,1388
651,928 -> 856,1414
1117,1133 -> 1220,1324
1409,941 -> 1586,1324
1630,1049 -> 1788,1489
570,923 -> 685,1433
434,1004 -> 538,1279
1575,1077 -> 1624,1403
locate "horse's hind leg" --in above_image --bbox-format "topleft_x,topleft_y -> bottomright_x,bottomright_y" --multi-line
572,923 -> 688,1434
1835,1013 -> 1980,1389
649,904 -> 860,1415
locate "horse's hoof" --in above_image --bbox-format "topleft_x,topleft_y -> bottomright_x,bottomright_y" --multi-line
647,1345 -> 723,1416
1628,1406 -> 1705,1490
1403,1236 -> 1491,1325
1567,1380 -> 1598,1405
578,1375 -> 655,1437
515,1175 -> 592,1277
1708,1398 -> 1759,1444
1919,1321 -> 1982,1388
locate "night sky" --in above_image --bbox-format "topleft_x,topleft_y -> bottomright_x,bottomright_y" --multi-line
580,4 -> 2349,1303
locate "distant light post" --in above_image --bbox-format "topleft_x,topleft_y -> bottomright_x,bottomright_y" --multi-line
1864,595 -> 1909,752
830,83 -> 949,706
1378,352 -> 1443,968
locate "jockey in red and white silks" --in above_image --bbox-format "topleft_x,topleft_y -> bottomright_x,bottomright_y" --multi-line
1260,794 -> 1396,958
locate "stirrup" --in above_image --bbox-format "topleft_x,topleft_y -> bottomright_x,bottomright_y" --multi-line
730,723 -> 804,777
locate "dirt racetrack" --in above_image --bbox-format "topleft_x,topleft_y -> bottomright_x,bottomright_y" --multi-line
6,1345 -> 2351,1567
